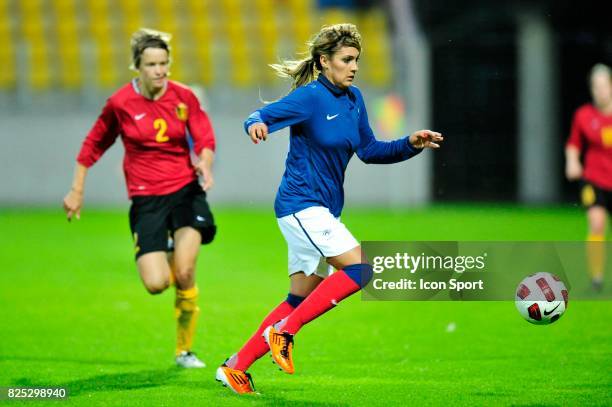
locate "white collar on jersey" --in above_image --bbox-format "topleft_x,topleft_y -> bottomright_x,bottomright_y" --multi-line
131,78 -> 168,100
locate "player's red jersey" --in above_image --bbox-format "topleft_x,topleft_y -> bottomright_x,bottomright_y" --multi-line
77,80 -> 216,197
566,104 -> 612,190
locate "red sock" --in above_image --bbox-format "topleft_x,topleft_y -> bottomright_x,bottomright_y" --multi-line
279,270 -> 360,335
231,300 -> 295,371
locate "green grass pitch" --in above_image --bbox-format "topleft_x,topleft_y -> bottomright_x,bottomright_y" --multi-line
0,205 -> 610,406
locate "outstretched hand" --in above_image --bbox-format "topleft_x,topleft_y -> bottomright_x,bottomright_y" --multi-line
248,123 -> 269,144
409,130 -> 444,149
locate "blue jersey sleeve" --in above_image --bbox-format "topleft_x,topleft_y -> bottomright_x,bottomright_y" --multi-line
355,93 -> 422,164
244,86 -> 314,134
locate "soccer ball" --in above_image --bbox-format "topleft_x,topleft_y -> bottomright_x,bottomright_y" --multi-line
515,272 -> 568,325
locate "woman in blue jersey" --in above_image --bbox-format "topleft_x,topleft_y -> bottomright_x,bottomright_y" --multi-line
216,23 -> 443,394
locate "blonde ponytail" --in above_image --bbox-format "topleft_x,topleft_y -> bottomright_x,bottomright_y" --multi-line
269,58 -> 318,91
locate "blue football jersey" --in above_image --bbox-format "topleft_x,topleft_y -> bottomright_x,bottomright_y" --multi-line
244,75 -> 422,218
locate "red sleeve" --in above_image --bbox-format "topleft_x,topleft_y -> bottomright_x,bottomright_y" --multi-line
566,108 -> 583,151
77,98 -> 120,167
186,91 -> 216,154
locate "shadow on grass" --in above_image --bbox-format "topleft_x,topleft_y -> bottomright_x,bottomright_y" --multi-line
254,393 -> 351,407
10,363 -> 350,406
14,367 -> 182,397
0,354 -> 140,367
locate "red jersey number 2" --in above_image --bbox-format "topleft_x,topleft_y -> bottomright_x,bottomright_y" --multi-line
154,118 -> 169,143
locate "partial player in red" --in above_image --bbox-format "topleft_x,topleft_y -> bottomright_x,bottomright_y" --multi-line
63,29 -> 217,367
565,63 -> 612,291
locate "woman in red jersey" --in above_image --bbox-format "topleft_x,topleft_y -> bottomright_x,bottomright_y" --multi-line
63,29 -> 216,367
565,63 -> 612,291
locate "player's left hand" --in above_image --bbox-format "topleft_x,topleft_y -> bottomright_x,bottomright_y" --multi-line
409,130 -> 444,149
195,161 -> 214,191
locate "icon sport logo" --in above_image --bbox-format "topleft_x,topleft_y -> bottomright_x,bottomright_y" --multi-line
326,114 -> 339,120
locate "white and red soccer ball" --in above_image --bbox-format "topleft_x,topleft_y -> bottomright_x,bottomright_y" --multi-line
515,272 -> 569,325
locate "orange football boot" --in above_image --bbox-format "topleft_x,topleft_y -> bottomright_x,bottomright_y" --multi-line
263,325 -> 295,374
215,364 -> 256,394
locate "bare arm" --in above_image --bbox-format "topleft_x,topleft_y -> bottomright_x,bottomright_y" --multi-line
195,148 -> 215,191
565,145 -> 582,181
63,163 -> 88,221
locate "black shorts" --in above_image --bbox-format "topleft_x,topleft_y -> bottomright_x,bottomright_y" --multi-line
129,181 -> 216,259
579,180 -> 612,212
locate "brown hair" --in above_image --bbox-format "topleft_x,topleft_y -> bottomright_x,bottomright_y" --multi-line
130,28 -> 171,70
270,23 -> 362,90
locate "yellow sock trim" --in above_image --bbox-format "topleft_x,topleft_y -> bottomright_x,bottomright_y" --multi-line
175,286 -> 200,355
587,234 -> 605,242
176,286 -> 199,300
